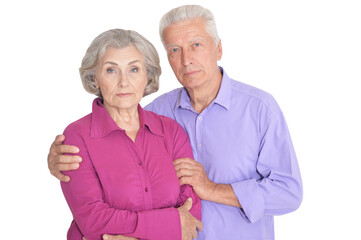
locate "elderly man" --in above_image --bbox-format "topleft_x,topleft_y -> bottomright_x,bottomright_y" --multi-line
49,5 -> 302,240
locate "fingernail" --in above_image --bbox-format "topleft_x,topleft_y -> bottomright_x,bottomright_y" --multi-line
103,236 -> 108,240
76,156 -> 82,162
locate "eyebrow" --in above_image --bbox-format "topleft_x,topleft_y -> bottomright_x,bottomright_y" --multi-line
189,37 -> 204,43
166,37 -> 206,48
166,44 -> 179,49
103,60 -> 142,66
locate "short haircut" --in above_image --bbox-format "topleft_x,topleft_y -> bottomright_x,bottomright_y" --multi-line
159,5 -> 220,47
79,29 -> 161,98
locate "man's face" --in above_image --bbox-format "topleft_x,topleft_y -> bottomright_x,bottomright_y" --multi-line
163,18 -> 222,91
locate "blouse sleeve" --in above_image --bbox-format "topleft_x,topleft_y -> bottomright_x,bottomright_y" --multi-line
61,126 -> 182,240
168,120 -> 202,221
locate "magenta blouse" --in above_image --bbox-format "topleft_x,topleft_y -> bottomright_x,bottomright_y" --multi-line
61,98 -> 201,240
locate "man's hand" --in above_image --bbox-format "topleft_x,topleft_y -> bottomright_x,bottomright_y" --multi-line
178,198 -> 203,240
173,158 -> 216,200
83,235 -> 138,240
48,134 -> 82,182
101,235 -> 138,240
174,158 -> 242,208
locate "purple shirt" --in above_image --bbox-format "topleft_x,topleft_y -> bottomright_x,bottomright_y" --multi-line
145,67 -> 303,240
61,98 -> 201,240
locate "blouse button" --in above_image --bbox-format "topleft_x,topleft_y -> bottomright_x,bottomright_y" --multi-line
145,187 -> 148,192
138,160 -> 142,166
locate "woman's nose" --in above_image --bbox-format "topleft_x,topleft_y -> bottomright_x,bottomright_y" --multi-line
118,74 -> 129,87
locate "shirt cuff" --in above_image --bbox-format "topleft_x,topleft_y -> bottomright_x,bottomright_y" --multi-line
135,207 -> 181,240
231,179 -> 265,223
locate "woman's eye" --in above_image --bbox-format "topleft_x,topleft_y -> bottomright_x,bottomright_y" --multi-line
107,68 -> 115,73
131,67 -> 139,73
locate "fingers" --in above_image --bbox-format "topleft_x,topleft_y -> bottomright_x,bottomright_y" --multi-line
174,160 -> 201,180
176,167 -> 197,179
55,154 -> 82,164
54,134 -> 65,145
173,157 -> 196,165
50,135 -> 79,155
55,144 -> 80,155
51,170 -> 70,182
54,162 -> 80,171
103,234 -> 138,240
49,155 -> 81,171
179,176 -> 192,186
195,218 -> 203,231
182,198 -> 193,211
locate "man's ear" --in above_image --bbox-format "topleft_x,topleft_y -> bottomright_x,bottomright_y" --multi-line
217,39 -> 223,61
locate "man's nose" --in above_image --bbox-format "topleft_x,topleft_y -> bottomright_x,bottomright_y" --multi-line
181,48 -> 193,66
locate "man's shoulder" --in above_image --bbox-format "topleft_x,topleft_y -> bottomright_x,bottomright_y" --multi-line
229,78 -> 281,114
145,88 -> 183,115
152,87 -> 183,104
230,79 -> 273,101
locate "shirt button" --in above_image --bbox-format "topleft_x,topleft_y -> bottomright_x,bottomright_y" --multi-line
198,116 -> 203,121
198,143 -> 202,148
145,187 -> 148,192
138,160 -> 142,166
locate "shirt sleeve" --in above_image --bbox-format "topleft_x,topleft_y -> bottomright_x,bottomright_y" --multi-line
61,127 -> 182,240
231,103 -> 303,223
169,120 -> 202,221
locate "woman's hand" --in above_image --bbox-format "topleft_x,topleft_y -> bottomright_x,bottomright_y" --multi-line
178,198 -> 203,240
48,134 -> 82,182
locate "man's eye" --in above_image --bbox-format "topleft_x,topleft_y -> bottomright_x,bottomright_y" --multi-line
194,43 -> 200,47
172,48 -> 179,53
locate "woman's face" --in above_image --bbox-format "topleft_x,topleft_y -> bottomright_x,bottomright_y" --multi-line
94,45 -> 147,112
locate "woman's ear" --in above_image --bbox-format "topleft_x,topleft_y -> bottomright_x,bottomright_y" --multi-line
93,75 -> 99,89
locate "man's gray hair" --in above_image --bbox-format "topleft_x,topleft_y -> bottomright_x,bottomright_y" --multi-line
159,5 -> 220,47
79,29 -> 161,98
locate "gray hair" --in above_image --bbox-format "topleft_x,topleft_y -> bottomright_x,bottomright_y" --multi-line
159,5 -> 220,47
79,29 -> 161,98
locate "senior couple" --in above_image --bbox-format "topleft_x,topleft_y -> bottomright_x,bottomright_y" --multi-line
48,5 -> 303,240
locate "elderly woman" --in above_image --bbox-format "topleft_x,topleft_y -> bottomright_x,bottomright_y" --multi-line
60,29 -> 202,240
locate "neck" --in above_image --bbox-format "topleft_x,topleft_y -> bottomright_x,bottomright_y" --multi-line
105,104 -> 140,142
187,70 -> 222,114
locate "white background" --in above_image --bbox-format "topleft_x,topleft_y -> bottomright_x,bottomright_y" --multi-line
1,0 -> 360,239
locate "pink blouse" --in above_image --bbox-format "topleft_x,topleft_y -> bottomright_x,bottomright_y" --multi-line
61,98 -> 201,240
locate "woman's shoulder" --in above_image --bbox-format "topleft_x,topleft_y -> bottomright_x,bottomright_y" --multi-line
63,113 -> 92,135
142,109 -> 181,134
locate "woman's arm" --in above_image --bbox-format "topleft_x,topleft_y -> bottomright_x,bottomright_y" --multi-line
169,120 -> 202,221
61,127 -> 182,240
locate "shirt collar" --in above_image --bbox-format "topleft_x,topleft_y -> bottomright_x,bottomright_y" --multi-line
175,66 -> 231,111
91,98 -> 163,138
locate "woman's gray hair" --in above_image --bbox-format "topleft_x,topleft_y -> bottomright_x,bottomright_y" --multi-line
159,5 -> 220,47
80,29 -> 161,98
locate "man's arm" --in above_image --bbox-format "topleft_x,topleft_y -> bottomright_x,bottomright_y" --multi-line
47,134 -> 82,182
173,158 -> 241,208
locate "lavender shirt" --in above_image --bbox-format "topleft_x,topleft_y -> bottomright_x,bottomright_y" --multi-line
145,67 -> 303,240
